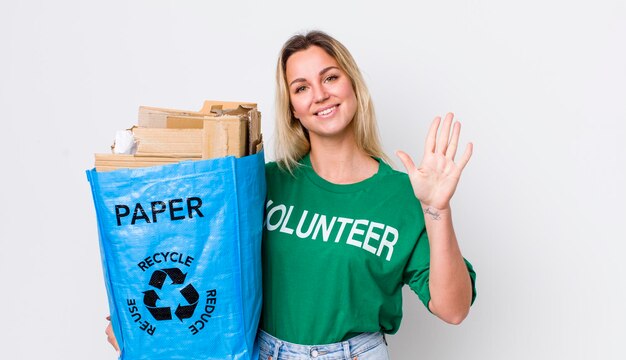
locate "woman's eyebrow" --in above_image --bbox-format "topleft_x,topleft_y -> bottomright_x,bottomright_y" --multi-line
289,78 -> 306,87
289,66 -> 340,86
319,66 -> 339,76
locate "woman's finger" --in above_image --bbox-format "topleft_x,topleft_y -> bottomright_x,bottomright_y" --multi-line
106,316 -> 120,352
106,322 -> 120,352
458,142 -> 473,172
424,116 -> 441,155
396,150 -> 417,173
446,122 -> 461,161
436,113 -> 454,154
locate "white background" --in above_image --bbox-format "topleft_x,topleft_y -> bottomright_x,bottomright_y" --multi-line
1,0 -> 625,359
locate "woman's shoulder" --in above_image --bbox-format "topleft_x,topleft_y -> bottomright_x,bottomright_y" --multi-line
377,161 -> 421,204
264,161 -> 293,180
265,158 -> 308,176
378,161 -> 412,186
265,161 -> 279,172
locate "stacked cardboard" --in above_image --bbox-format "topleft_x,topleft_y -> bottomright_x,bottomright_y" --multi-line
94,100 -> 262,172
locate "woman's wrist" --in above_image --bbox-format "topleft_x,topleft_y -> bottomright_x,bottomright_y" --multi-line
420,203 -> 451,221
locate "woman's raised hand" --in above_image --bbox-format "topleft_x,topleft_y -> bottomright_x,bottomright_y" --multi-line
396,113 -> 472,211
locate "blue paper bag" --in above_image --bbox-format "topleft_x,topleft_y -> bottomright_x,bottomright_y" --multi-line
86,152 -> 265,360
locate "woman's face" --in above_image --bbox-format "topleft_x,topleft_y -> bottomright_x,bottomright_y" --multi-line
285,45 -> 357,142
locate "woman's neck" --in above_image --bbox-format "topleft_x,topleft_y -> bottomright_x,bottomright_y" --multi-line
308,136 -> 379,184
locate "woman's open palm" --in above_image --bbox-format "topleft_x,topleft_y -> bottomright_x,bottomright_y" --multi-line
397,113 -> 473,210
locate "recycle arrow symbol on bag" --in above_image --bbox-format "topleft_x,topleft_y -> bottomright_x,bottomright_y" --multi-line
142,268 -> 199,321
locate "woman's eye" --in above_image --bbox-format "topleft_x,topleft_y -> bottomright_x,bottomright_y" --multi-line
324,75 -> 338,83
295,86 -> 307,93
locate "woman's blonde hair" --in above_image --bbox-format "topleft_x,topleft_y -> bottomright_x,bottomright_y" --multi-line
274,30 -> 389,171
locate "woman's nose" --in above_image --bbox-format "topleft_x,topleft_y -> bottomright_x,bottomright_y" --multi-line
313,85 -> 329,103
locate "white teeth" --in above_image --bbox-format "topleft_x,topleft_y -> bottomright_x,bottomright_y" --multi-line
317,106 -> 336,116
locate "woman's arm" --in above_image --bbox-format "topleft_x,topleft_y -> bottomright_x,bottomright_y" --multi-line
421,206 -> 473,324
397,112 -> 474,324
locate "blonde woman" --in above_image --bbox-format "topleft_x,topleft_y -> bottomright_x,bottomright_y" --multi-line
106,30 -> 477,359
259,31 -> 476,359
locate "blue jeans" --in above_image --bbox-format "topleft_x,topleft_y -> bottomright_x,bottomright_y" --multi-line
258,330 -> 390,360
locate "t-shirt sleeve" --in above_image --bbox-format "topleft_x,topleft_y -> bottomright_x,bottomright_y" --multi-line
403,227 -> 477,311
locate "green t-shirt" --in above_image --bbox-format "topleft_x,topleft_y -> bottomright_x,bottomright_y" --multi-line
260,154 -> 476,345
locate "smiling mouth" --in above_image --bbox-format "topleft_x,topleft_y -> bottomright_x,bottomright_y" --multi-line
315,105 -> 338,116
